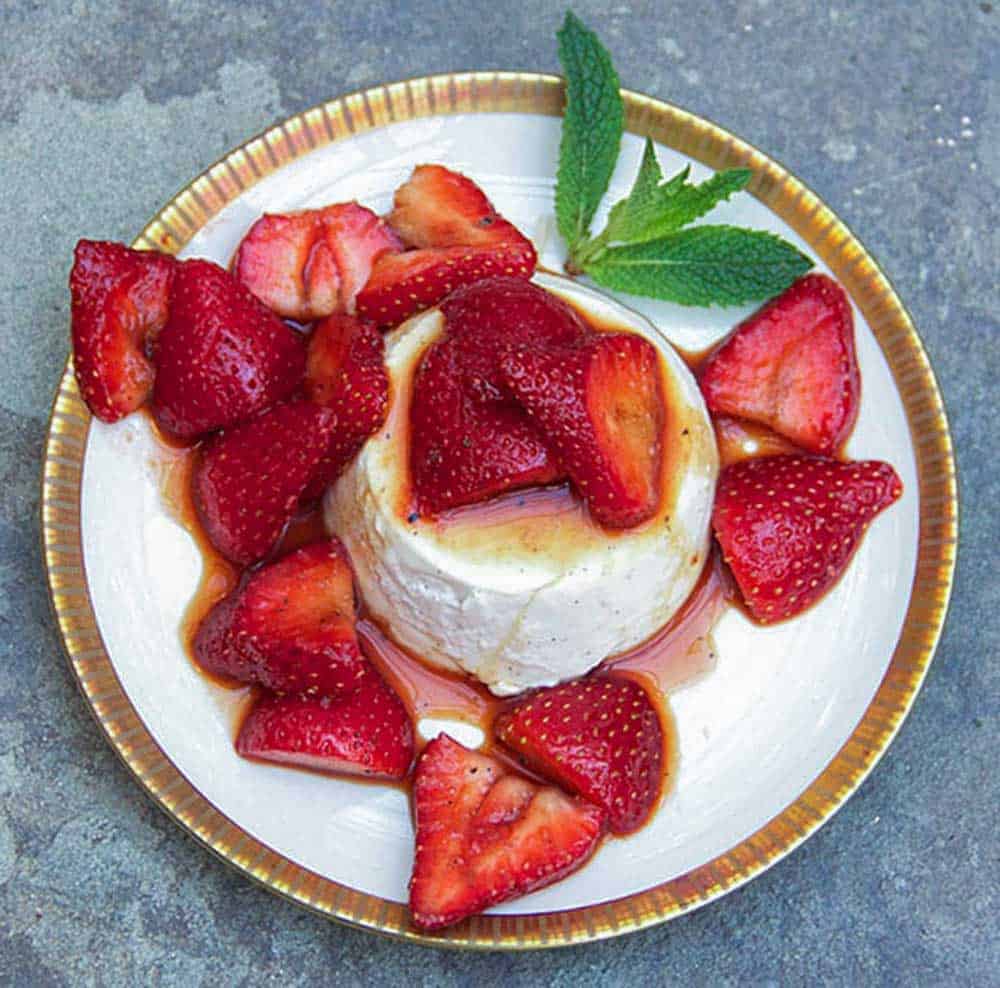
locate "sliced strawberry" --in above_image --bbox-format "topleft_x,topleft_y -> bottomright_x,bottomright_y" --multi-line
232,202 -> 402,322
194,538 -> 367,694
300,313 -> 389,499
69,240 -> 175,423
407,277 -> 597,514
410,335 -> 561,514
714,415 -> 803,468
495,675 -> 665,834
712,455 -> 903,623
388,164 -> 533,250
699,273 -> 860,456
409,734 -> 605,931
192,402 -> 336,565
440,276 -> 590,404
501,333 -> 665,529
355,242 -> 536,328
236,670 -> 413,780
151,259 -> 306,440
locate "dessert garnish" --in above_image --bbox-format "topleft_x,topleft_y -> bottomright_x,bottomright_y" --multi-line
408,734 -> 605,931
712,456 -> 902,623
555,12 -> 813,305
495,675 -> 665,834
233,202 -> 402,321
699,273 -> 860,455
64,11 -> 908,935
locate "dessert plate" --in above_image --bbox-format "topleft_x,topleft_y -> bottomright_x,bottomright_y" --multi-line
42,73 -> 957,948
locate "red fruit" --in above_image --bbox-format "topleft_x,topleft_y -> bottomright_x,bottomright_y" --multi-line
501,333 -> 665,529
69,240 -> 175,423
232,202 -> 402,321
410,335 -> 561,514
355,242 -> 536,327
300,313 -> 389,499
236,670 -> 414,781
194,538 -> 367,695
712,455 -> 903,623
700,273 -> 860,456
388,164 -> 533,250
408,277 -> 596,514
409,734 -> 605,931
495,675 -> 665,834
192,402 -> 336,565
151,259 -> 306,440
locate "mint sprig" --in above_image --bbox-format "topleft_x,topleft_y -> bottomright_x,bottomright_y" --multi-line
556,12 -> 813,306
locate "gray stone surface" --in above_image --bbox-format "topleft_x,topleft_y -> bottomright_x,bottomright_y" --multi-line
1,0 -> 996,983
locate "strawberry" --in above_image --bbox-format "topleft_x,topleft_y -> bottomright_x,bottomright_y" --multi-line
194,538 -> 368,695
69,240 -> 175,423
501,332 -> 665,529
495,675 -> 665,834
408,277 -> 596,514
409,734 -> 605,931
409,335 -> 561,514
712,455 -> 903,623
236,669 -> 414,780
355,242 -> 536,327
151,259 -> 306,440
388,164 -> 533,250
300,313 -> 389,499
232,202 -> 402,322
699,273 -> 860,456
192,402 -> 336,565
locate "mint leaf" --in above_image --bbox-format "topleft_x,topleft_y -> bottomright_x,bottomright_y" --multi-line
585,225 -> 814,306
602,153 -> 751,249
555,11 -> 624,250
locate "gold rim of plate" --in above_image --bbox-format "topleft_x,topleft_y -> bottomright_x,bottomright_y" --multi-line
41,72 -> 958,949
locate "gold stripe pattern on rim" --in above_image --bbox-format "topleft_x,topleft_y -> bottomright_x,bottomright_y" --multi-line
41,72 -> 957,949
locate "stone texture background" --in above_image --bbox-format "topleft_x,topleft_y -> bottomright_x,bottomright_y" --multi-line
1,1 -> 996,983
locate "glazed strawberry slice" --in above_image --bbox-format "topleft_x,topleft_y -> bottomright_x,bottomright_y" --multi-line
388,164 -> 533,250
712,455 -> 903,623
699,273 -> 860,456
151,259 -> 306,440
440,276 -> 590,405
236,669 -> 414,780
501,333 -> 665,529
232,202 -> 402,321
409,734 -> 605,931
192,402 -> 336,565
194,538 -> 367,695
355,241 -> 536,328
300,313 -> 389,499
495,675 -> 665,834
410,334 -> 561,514
69,240 -> 175,423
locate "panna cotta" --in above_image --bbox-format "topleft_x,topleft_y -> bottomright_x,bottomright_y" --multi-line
325,273 -> 719,695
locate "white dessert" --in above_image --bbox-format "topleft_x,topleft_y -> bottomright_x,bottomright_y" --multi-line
325,273 -> 719,696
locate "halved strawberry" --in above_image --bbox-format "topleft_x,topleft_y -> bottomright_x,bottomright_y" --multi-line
300,313 -> 389,499
192,402 -> 336,565
495,675 -> 665,834
69,240 -> 176,423
152,259 -> 306,440
232,202 -> 402,322
713,415 -> 803,468
236,669 -> 413,780
712,455 -> 903,623
410,334 -> 561,514
409,734 -> 605,931
388,164 -> 533,250
194,538 -> 367,695
355,242 -> 536,328
501,333 -> 665,529
407,277 -> 597,514
699,273 -> 860,456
